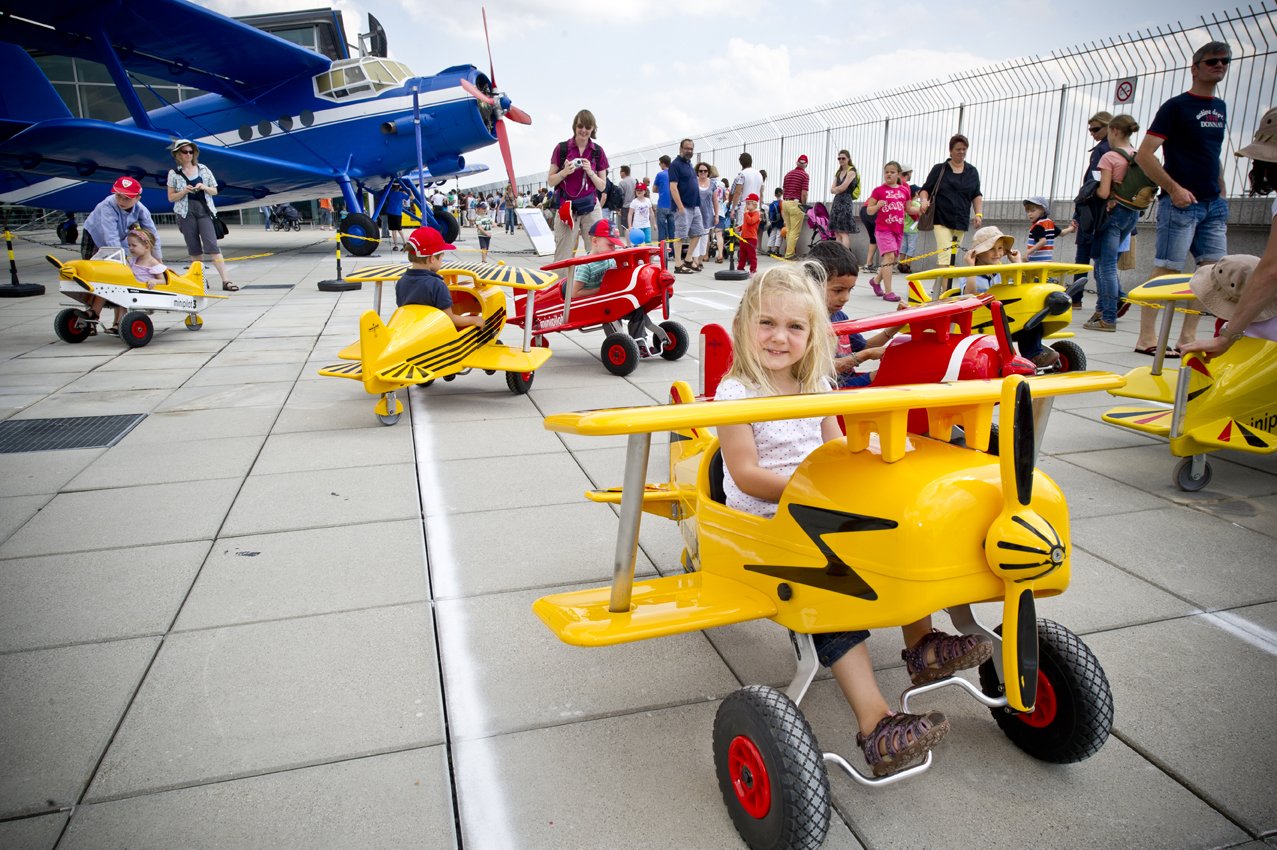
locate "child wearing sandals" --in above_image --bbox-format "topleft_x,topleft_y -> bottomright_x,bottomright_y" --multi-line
865,162 -> 910,302
715,265 -> 991,775
960,226 -> 1060,369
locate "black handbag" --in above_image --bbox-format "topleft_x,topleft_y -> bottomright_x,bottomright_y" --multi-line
212,215 -> 228,239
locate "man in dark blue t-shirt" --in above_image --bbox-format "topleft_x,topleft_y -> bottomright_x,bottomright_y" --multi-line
668,139 -> 703,272
1133,40 -> 1231,355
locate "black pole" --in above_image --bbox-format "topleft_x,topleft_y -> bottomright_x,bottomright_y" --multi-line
0,208 -> 47,298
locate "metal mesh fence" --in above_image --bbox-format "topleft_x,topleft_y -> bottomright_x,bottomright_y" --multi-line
477,4 -> 1276,210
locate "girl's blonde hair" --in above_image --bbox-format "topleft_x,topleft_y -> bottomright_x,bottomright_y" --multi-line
126,226 -> 158,253
726,264 -> 835,395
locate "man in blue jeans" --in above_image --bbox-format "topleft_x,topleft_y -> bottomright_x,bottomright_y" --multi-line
653,155 -> 675,259
1133,40 -> 1231,356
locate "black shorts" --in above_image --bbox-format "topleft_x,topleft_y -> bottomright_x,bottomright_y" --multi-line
386,214 -> 403,231
478,235 -> 491,249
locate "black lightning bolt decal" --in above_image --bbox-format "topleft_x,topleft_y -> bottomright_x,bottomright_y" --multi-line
745,503 -> 895,600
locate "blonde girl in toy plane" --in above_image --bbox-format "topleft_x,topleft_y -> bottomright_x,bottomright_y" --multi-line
715,265 -> 993,776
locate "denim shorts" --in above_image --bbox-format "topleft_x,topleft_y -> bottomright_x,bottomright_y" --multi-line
674,206 -> 706,239
812,630 -> 870,667
1154,195 -> 1228,271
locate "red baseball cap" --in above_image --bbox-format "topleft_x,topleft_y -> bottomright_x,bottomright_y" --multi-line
112,176 -> 143,198
589,219 -> 623,247
746,193 -> 760,202
796,155 -> 809,165
406,226 -> 455,257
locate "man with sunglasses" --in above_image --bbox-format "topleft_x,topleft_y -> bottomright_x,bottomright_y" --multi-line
1132,40 -> 1232,356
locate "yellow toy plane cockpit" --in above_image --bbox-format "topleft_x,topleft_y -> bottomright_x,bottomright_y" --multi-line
1102,274 -> 1277,490
318,260 -> 559,425
906,261 -> 1091,372
534,372 -> 1124,849
47,250 -> 227,347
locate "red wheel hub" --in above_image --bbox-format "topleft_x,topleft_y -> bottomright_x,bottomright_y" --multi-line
1017,670 -> 1058,728
608,345 -> 627,366
727,735 -> 771,818
129,320 -> 147,338
520,372 -> 532,382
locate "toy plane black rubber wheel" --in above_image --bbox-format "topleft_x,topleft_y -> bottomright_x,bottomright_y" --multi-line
1173,457 -> 1212,492
657,320 -> 690,361
978,619 -> 1113,763
184,314 -> 203,331
601,332 -> 639,376
715,269 -> 750,281
1050,340 -> 1086,372
713,686 -> 830,850
54,308 -> 92,343
434,210 -> 461,244
506,370 -> 534,394
339,213 -> 380,256
119,311 -> 153,348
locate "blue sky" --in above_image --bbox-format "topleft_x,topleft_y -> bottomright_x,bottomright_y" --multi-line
208,0 -> 1240,187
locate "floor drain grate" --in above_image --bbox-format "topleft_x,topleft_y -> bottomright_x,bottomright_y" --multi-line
0,414 -> 146,454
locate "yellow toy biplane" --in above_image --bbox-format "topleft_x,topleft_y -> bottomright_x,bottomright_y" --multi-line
318,261 -> 559,425
906,262 -> 1091,372
534,372 -> 1124,849
1102,274 -> 1277,490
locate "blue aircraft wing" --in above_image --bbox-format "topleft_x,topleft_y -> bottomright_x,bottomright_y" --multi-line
0,119 -> 332,205
0,0 -> 331,100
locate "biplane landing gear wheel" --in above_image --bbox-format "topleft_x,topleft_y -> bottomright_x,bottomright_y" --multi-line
656,320 -> 690,361
54,308 -> 93,343
713,686 -> 830,850
119,311 -> 153,348
978,619 -> 1113,764
184,314 -> 204,331
506,370 -> 534,394
433,210 -> 461,244
1174,456 -> 1213,492
339,213 -> 380,257
375,393 -> 403,426
601,332 -> 639,376
1049,340 -> 1086,373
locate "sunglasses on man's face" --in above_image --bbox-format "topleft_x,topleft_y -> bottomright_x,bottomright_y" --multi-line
1199,57 -> 1230,67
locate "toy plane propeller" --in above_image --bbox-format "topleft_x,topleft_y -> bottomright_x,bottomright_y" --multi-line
0,0 -> 531,256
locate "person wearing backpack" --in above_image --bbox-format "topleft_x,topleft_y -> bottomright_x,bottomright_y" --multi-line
547,109 -> 609,261
829,150 -> 859,249
1132,41 -> 1232,356
1084,114 -> 1147,332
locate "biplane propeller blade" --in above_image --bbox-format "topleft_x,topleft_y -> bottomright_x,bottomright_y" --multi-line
984,377 -> 1065,712
458,6 -> 532,196
459,78 -> 495,106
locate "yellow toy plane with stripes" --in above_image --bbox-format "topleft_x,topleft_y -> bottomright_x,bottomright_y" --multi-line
1102,274 -> 1277,490
318,260 -> 559,425
534,372 -> 1124,847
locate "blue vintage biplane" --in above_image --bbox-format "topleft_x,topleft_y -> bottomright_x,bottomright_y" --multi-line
0,0 -> 528,255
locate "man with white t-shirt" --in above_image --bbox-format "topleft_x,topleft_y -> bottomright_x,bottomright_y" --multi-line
728,152 -> 763,227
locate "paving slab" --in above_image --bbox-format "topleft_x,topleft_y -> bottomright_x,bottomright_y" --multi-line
61,747 -> 453,850
1084,607 -> 1277,836
155,381 -> 294,413
0,448 -> 106,498
0,541 -> 208,652
251,424 -> 413,474
0,478 -> 240,558
115,405 -> 278,445
1,356 -> 116,375
426,501 -> 657,598
435,585 -> 740,740
61,368 -> 199,392
12,388 -> 171,419
180,362 -> 305,387
1192,493 -> 1277,539
0,494 -> 51,546
85,603 -> 442,801
1065,443 -> 1277,504
796,678 -> 1250,850
93,352 -> 212,372
270,378 -> 391,433
0,638 -> 159,818
1038,455 -> 1170,518
418,451 -> 592,516
0,812 -> 68,850
65,434 -> 265,490
1073,505 -> 1277,611
413,415 -> 566,461
175,520 -> 427,630
409,384 -> 544,422
220,462 -> 418,536
453,700 -> 865,850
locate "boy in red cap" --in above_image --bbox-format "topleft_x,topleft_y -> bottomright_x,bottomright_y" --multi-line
84,176 -> 163,259
737,193 -> 761,273
396,226 -> 483,330
565,219 -> 623,300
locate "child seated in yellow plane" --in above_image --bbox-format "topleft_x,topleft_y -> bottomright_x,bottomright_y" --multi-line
715,265 -> 995,776
960,227 -> 1059,369
92,227 -> 165,336
396,226 -> 484,330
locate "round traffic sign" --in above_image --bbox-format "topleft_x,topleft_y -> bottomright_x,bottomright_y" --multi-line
1115,80 -> 1135,104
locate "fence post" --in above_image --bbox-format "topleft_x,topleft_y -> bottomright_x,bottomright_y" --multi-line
957,102 -> 965,136
1048,84 -> 1068,205
881,117 -> 891,169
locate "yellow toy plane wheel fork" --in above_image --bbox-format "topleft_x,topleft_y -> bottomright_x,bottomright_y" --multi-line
374,392 -> 403,426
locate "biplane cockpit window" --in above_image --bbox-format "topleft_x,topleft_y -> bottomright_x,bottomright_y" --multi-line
314,58 -> 414,102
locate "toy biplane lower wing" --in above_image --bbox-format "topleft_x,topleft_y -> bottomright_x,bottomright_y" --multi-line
536,372 -> 1125,647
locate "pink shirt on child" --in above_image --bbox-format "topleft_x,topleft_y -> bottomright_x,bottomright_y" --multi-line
1098,146 -> 1136,184
870,184 -> 911,237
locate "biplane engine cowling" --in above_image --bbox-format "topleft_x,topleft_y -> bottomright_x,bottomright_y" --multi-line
427,156 -> 464,177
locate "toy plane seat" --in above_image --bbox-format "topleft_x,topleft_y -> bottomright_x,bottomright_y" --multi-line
708,449 -> 727,505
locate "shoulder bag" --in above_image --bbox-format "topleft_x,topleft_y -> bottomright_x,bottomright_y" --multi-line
917,162 -> 946,232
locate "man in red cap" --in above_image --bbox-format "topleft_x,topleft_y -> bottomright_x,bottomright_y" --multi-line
395,226 -> 483,330
780,155 -> 810,260
83,176 -> 163,259
738,193 -> 762,273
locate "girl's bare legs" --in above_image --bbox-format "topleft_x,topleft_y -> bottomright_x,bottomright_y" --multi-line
879,251 -> 897,294
829,643 -> 893,737
901,617 -> 933,653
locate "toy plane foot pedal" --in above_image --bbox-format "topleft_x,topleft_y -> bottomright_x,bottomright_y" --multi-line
318,361 -> 363,380
1102,405 -> 1172,437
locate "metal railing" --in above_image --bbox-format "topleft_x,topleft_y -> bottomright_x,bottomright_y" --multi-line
476,4 -> 1275,210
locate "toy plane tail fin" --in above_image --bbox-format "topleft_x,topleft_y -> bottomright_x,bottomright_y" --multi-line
358,310 -> 390,369
187,261 -> 204,291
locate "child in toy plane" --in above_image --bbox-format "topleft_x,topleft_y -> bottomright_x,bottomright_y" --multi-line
716,266 -> 995,776
961,226 -> 1062,369
396,226 -> 484,330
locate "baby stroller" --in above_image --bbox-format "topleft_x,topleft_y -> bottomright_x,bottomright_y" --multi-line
56,212 -> 78,245
806,202 -> 834,250
270,204 -> 303,231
